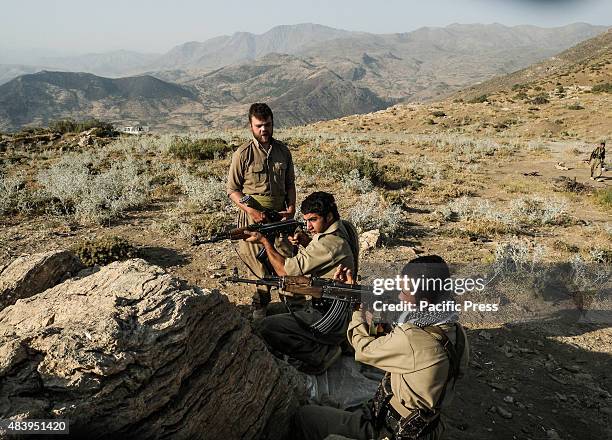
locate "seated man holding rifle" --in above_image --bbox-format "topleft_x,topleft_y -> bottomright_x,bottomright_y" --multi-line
294,255 -> 470,440
244,191 -> 359,375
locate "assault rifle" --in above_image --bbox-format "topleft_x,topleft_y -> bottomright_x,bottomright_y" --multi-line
226,268 -> 369,304
192,219 -> 303,245
227,269 -> 393,336
192,219 -> 303,274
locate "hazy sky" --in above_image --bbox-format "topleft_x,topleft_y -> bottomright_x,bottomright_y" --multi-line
2,0 -> 611,56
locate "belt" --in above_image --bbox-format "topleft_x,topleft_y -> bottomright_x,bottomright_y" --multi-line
249,194 -> 284,211
381,402 -> 440,440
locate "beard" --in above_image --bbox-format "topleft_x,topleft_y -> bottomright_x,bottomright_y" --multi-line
252,131 -> 272,145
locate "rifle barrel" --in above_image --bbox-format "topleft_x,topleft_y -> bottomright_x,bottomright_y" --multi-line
227,276 -> 283,288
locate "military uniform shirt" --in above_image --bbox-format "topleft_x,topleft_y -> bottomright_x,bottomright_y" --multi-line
226,136 -> 295,208
284,220 -> 355,278
348,311 -> 469,417
590,145 -> 605,162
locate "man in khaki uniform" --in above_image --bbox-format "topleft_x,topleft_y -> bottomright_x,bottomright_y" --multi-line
227,103 -> 296,317
294,256 -> 469,440
245,191 -> 359,375
589,141 -> 606,180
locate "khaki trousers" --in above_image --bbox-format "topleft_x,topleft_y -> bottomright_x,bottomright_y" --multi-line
590,158 -> 603,178
236,209 -> 295,307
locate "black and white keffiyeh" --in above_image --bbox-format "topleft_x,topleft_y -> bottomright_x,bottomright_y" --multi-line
395,307 -> 459,327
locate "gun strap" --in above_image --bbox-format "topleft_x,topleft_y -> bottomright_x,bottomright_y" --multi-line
421,324 -> 465,409
232,244 -> 263,279
340,220 -> 360,277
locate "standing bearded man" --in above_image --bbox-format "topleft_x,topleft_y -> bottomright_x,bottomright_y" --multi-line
227,103 -> 297,319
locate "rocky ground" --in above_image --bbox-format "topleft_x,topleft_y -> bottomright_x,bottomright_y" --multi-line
0,47 -> 610,437
0,127 -> 610,439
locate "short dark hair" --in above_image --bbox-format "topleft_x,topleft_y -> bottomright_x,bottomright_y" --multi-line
249,103 -> 273,123
301,192 -> 340,221
401,255 -> 451,304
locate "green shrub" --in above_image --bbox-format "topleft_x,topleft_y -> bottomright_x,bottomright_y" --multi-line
348,191 -> 405,237
343,169 -> 374,194
49,118 -> 114,135
352,155 -> 382,184
0,171 -> 29,215
595,188 -> 612,209
301,154 -> 383,184
510,196 -> 569,226
177,172 -> 228,212
191,212 -> 228,237
591,83 -> 612,93
37,153 -> 151,225
514,92 -> 528,100
73,236 -> 137,267
168,136 -> 231,160
530,94 -> 549,105
468,94 -> 488,104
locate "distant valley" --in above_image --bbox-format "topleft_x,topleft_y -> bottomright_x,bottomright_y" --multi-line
0,22 -> 608,131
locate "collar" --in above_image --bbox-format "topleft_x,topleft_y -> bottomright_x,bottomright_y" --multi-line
313,220 -> 341,241
251,135 -> 274,154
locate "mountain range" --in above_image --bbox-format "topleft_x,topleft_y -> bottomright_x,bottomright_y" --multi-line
0,22 -> 609,131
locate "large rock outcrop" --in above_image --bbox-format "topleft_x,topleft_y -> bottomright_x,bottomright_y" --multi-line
0,258 -> 302,439
0,250 -> 83,311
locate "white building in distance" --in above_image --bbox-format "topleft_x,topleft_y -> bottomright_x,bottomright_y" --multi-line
118,124 -> 150,135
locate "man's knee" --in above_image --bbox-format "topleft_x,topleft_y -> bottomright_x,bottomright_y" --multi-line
257,315 -> 289,347
292,405 -> 329,440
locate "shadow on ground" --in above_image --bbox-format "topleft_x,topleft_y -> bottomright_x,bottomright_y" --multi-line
138,246 -> 190,268
445,316 -> 611,440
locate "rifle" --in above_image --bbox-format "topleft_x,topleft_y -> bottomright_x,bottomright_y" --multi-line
226,268 -> 369,304
239,195 -> 283,222
227,269 -> 392,336
192,219 -> 303,245
192,219 -> 303,274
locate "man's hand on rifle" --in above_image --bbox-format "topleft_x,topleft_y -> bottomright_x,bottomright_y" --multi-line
244,230 -> 267,244
243,230 -> 287,275
288,230 -> 311,247
333,265 -> 362,311
246,207 -> 267,223
333,265 -> 355,284
278,205 -> 295,221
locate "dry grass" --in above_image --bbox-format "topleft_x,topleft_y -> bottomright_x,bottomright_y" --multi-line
1,62 -> 610,270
